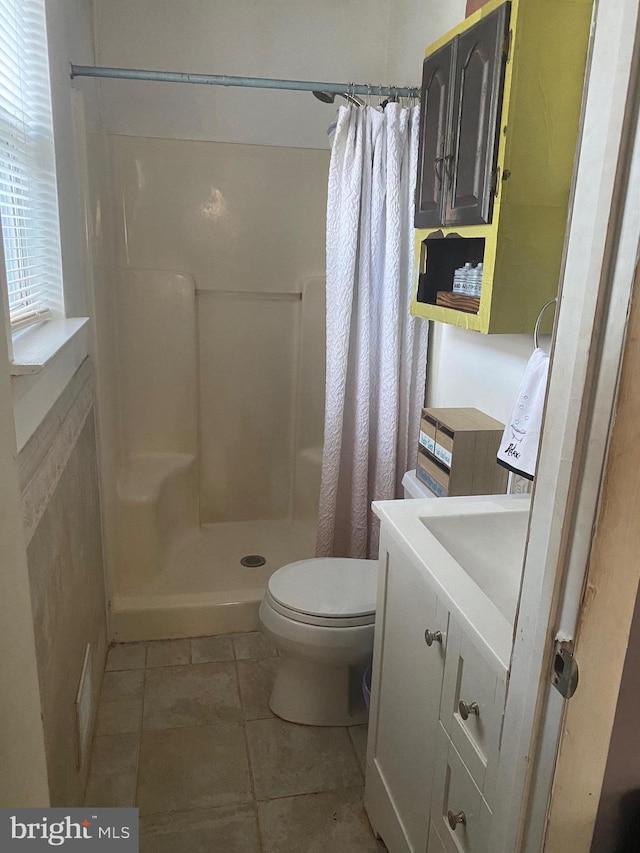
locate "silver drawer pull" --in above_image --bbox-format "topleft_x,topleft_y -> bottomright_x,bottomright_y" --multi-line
458,700 -> 480,720
424,629 -> 443,646
447,810 -> 466,830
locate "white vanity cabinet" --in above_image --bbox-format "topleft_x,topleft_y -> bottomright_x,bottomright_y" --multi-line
365,528 -> 450,853
365,497 -> 524,853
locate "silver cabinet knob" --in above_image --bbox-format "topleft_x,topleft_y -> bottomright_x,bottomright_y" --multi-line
458,700 -> 480,720
424,629 -> 443,647
447,810 -> 466,830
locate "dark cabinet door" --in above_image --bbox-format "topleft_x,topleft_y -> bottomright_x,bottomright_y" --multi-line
414,41 -> 455,229
445,3 -> 509,226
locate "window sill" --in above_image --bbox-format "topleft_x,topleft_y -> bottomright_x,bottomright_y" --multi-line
10,317 -> 91,452
10,317 -> 89,375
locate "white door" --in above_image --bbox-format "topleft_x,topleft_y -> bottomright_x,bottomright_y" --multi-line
488,0 -> 640,850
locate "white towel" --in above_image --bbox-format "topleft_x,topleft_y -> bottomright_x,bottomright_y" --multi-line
497,348 -> 550,480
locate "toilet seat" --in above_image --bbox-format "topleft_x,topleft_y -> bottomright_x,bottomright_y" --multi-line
266,558 -> 377,628
264,590 -> 375,628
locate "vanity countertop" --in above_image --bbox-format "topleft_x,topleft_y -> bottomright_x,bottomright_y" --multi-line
373,493 -> 531,668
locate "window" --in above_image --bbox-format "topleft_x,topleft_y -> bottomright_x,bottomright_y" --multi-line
0,0 -> 63,333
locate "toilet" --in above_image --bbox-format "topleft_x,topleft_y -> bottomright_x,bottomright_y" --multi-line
259,469 -> 438,726
259,557 -> 377,726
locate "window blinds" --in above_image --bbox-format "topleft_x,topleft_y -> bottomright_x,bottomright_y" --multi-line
0,0 -> 63,331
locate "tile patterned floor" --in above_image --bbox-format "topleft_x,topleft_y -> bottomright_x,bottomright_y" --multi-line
85,632 -> 384,852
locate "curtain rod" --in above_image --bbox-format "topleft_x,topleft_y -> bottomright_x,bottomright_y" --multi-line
69,65 -> 419,99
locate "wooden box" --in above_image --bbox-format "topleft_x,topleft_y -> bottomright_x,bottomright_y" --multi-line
416,407 -> 508,497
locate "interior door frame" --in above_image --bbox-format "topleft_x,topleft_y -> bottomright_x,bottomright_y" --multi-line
489,0 -> 640,850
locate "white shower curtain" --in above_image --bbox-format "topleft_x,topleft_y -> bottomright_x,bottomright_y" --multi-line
316,103 -> 428,559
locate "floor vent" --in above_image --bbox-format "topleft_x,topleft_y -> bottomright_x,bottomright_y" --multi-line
240,555 -> 267,568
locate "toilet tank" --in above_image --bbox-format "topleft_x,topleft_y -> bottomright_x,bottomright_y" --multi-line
402,469 -> 438,500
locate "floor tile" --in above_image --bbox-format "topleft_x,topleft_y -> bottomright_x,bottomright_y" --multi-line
96,699 -> 142,736
101,669 -> 145,703
258,787 -> 384,852
140,805 -> 260,852
143,662 -> 242,730
246,718 -> 362,800
192,635 -> 235,663
137,724 -> 252,815
90,733 -> 139,776
84,772 -> 137,808
106,643 -> 146,671
237,658 -> 279,720
348,725 -> 369,775
145,639 -> 191,668
232,631 -> 277,660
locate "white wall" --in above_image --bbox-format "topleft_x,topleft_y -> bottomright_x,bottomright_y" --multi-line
92,0 -> 465,149
427,325 -> 552,424
94,0 -> 388,148
387,0 -> 465,83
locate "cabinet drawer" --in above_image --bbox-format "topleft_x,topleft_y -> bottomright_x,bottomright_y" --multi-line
430,724 -> 493,853
440,620 -> 506,804
417,448 -> 450,497
420,413 -> 438,454
434,425 -> 454,468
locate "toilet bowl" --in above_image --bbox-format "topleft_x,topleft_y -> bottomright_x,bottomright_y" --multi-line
259,472 -> 436,726
259,557 -> 377,726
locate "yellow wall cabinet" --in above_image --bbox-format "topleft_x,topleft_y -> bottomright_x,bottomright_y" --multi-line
412,0 -> 593,334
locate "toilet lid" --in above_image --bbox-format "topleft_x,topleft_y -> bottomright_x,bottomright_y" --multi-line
267,558 -> 377,620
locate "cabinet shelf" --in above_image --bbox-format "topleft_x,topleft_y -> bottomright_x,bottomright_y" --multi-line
411,0 -> 593,334
416,234 -> 485,317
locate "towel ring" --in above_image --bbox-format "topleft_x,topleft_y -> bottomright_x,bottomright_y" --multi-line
534,298 -> 557,349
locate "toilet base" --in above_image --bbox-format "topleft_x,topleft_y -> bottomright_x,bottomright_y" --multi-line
269,655 -> 368,726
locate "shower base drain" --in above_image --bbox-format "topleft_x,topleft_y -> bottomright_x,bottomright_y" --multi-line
240,555 -> 267,568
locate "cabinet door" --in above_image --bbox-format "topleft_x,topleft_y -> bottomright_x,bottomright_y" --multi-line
415,42 -> 455,228
445,3 -> 510,226
365,539 -> 449,852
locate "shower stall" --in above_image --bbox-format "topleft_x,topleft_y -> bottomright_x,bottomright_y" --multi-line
78,55 -> 418,642
90,134 -> 329,640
